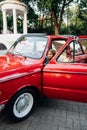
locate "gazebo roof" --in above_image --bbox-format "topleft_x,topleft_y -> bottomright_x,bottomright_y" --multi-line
0,0 -> 28,12
0,0 -> 28,15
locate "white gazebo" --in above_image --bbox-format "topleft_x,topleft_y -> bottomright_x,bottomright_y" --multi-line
0,0 -> 28,34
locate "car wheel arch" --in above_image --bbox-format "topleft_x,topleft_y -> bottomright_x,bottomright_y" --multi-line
7,85 -> 40,107
5,86 -> 40,122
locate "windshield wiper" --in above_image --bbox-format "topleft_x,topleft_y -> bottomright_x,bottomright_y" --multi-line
8,51 -> 27,58
8,51 -> 22,56
13,51 -> 23,55
7,51 -> 14,55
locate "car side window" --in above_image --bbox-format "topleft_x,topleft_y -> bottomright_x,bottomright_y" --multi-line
57,42 -> 74,63
79,39 -> 87,54
57,40 -> 84,63
51,40 -> 66,51
74,41 -> 83,55
68,40 -> 83,56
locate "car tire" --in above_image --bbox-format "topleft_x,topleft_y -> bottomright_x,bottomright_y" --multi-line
7,88 -> 37,122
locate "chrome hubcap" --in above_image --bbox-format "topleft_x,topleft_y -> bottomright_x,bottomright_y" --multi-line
13,92 -> 33,118
16,94 -> 29,113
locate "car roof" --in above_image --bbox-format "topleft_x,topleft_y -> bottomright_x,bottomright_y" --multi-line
19,33 -> 74,40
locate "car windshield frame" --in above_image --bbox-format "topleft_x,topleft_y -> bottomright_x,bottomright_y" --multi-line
8,35 -> 48,59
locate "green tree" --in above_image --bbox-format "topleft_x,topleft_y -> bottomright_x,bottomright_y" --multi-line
60,0 -> 87,35
77,0 -> 87,34
31,0 -> 75,35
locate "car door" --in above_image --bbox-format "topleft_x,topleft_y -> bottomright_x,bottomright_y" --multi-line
43,37 -> 87,102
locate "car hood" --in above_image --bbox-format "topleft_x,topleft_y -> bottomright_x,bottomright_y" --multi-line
0,54 -> 41,82
0,54 -> 36,70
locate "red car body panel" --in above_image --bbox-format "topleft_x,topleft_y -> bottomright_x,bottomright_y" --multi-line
0,54 -> 43,106
43,62 -> 87,102
0,34 -> 87,112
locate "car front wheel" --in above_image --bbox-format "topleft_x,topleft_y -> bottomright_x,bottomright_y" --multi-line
8,88 -> 37,122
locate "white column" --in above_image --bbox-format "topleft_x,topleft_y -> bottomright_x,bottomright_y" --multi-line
23,12 -> 27,34
2,9 -> 7,34
13,9 -> 17,34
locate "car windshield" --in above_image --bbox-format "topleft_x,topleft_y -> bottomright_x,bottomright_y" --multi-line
8,36 -> 48,59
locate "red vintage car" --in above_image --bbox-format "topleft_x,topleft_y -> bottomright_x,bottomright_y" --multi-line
0,34 -> 87,122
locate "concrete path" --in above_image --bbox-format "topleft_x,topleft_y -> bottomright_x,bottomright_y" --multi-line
0,97 -> 87,130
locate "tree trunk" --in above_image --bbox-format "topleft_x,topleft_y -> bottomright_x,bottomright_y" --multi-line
51,10 -> 59,35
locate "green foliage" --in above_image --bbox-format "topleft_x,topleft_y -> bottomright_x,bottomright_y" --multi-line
17,18 -> 23,33
27,6 -> 38,22
7,15 -> 13,30
77,0 -> 87,35
0,0 -> 87,35
21,0 -> 38,29
28,25 -> 54,34
22,0 -> 86,35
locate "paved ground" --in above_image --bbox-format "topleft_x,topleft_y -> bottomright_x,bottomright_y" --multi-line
0,97 -> 87,130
